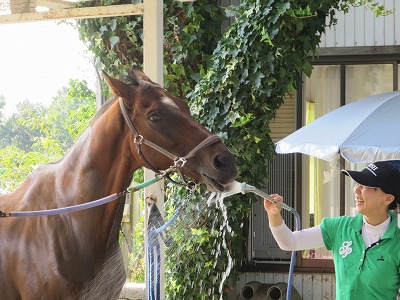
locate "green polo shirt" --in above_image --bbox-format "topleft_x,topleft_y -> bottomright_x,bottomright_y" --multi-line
320,211 -> 400,300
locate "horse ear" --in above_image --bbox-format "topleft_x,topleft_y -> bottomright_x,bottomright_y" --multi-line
130,66 -> 155,85
102,71 -> 132,99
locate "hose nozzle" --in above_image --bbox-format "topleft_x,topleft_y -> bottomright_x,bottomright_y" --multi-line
223,181 -> 294,212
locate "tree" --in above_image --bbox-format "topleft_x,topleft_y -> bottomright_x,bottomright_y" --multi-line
0,79 -> 96,192
0,100 -> 46,152
45,79 -> 96,152
0,95 -> 6,122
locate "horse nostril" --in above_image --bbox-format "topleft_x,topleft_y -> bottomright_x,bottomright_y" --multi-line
212,152 -> 238,180
213,153 -> 230,169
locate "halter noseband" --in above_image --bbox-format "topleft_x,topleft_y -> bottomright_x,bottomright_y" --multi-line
118,98 -> 221,186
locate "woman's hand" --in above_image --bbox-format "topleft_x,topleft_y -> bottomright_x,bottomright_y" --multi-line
264,194 -> 285,227
264,194 -> 284,215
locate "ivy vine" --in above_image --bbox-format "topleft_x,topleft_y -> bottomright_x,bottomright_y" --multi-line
75,0 -> 388,298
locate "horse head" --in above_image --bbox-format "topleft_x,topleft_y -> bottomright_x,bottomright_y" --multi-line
103,67 -> 238,192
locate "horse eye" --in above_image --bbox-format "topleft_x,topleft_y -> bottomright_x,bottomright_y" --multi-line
149,115 -> 161,122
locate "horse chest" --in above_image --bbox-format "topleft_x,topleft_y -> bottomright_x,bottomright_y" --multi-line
0,215 -> 124,299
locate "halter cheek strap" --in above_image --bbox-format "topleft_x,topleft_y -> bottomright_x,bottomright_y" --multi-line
118,98 -> 221,185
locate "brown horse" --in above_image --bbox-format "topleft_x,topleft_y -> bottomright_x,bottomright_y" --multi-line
0,68 -> 237,299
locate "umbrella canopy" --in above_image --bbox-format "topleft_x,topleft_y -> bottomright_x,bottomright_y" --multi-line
275,91 -> 400,163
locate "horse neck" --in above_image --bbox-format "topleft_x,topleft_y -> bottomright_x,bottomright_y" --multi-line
61,102 -> 139,199
54,102 -> 141,249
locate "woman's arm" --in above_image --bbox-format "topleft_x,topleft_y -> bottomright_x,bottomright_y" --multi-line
270,223 -> 325,251
264,195 -> 325,251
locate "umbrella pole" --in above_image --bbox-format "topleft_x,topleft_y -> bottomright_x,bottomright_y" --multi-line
340,157 -> 346,216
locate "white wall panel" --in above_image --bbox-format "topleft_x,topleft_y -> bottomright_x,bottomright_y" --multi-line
375,5 -> 386,45
394,0 -> 400,45
384,0 -> 395,45
345,7 -> 355,47
354,5 -> 365,46
320,0 -> 397,48
335,11 -> 346,47
364,6 -> 376,46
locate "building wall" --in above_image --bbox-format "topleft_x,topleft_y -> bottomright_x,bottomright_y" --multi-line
320,0 -> 400,48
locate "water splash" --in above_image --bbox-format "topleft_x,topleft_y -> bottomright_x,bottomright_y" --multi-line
207,192 -> 234,299
150,191 -> 235,299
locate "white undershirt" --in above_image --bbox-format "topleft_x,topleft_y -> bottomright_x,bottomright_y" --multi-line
362,215 -> 390,248
269,214 -> 391,251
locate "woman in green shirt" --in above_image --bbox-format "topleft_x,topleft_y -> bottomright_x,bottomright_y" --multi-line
264,161 -> 400,300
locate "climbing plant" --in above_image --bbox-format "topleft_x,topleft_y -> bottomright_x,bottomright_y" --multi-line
76,0 -> 225,98
75,0 -> 388,298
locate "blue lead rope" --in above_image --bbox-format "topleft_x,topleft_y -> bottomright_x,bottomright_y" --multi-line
147,204 -> 181,300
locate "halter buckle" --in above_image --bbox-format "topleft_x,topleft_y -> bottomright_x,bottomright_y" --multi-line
173,157 -> 187,169
133,135 -> 144,145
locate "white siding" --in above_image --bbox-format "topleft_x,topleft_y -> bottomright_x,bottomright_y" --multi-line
320,0 -> 399,47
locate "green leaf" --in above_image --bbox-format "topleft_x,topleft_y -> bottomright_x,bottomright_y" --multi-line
303,61 -> 313,77
109,36 -> 119,50
109,18 -> 117,31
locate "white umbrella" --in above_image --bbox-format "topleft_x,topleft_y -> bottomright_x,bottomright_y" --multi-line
275,91 -> 400,163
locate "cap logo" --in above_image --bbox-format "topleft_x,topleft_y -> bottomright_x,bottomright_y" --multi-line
366,163 -> 378,176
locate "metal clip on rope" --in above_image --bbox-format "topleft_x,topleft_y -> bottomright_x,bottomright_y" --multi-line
0,211 -> 9,218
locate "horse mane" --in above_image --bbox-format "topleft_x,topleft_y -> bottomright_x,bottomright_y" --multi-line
88,97 -> 117,126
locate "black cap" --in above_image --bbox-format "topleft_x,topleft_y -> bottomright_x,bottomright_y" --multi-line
342,161 -> 400,207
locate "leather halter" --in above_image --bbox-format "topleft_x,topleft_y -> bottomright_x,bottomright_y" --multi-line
118,98 -> 221,186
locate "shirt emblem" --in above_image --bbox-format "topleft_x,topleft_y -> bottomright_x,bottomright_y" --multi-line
339,241 -> 353,258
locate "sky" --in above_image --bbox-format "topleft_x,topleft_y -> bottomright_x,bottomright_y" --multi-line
0,20 -> 96,116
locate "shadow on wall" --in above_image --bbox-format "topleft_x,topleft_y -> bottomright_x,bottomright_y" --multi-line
235,281 -> 302,300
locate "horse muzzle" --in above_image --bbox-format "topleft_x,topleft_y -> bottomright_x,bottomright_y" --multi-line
200,150 -> 238,192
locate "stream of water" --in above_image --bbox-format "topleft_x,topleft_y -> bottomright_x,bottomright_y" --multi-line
156,191 -> 236,299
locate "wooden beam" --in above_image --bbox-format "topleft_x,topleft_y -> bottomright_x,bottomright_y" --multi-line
143,0 -> 163,85
0,3 -> 143,24
37,0 -> 77,10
